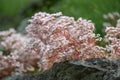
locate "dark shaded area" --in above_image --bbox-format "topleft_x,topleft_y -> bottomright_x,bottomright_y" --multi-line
2,58 -> 120,80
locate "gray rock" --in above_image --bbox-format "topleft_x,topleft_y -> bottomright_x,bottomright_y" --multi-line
2,58 -> 120,80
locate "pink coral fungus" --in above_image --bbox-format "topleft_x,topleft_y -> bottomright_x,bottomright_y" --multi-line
26,12 -> 100,70
0,12 -> 120,78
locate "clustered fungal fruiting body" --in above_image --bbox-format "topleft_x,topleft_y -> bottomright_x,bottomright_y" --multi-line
0,28 -> 37,77
0,12 -> 120,78
26,12 -> 97,70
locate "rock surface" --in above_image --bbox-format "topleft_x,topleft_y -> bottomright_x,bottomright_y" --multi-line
2,58 -> 120,80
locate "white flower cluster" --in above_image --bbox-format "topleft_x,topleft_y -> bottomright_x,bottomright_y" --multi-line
0,28 -> 39,78
105,19 -> 120,55
26,12 -> 106,71
103,12 -> 120,27
103,12 -> 120,56
0,12 -> 120,78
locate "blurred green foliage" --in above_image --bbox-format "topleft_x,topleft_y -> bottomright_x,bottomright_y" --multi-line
0,0 -> 120,35
0,0 -> 58,31
0,0 -> 30,15
0,0 -> 29,30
